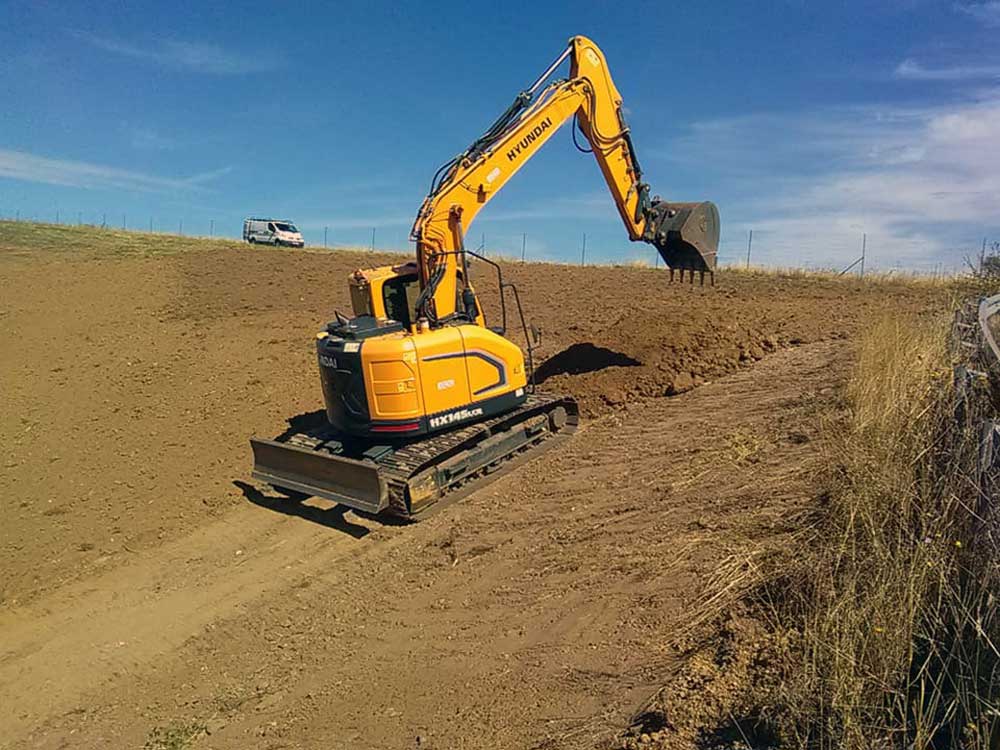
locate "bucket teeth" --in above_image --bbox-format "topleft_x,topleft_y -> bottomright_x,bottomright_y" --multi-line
645,199 -> 720,275
667,267 -> 714,286
666,268 -> 715,286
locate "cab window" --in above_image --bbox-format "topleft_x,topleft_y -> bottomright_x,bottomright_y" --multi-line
382,275 -> 419,328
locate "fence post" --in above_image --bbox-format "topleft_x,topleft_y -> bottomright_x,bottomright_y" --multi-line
860,233 -> 866,278
324,226 -> 328,248
581,233 -> 587,266
149,217 -> 153,233
210,219 -> 214,237
123,214 -> 126,229
746,229 -> 753,269
521,232 -> 526,263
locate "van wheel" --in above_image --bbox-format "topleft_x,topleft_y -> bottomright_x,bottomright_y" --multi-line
248,237 -> 256,244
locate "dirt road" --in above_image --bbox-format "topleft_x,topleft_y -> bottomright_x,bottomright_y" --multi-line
0,230 -> 945,748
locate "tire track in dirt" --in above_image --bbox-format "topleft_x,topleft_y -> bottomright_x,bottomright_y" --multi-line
0,503 -> 399,745
6,341 -> 846,750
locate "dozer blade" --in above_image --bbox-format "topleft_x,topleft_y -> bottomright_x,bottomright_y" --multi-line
645,200 -> 720,275
250,437 -> 388,515
249,393 -> 577,521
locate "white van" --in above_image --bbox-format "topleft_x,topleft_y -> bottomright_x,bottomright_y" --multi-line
243,218 -> 304,247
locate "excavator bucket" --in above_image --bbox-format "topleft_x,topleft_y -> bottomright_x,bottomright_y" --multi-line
645,200 -> 720,279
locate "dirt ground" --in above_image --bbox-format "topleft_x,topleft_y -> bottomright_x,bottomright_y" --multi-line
0,228 -> 950,749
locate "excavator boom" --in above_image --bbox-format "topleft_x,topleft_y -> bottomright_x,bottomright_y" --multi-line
411,35 -> 719,321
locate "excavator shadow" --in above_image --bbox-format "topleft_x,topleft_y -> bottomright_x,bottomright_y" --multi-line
272,409 -> 328,440
233,479 -> 377,539
534,342 -> 641,385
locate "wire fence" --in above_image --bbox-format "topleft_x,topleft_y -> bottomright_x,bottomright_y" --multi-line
0,209 -> 988,277
0,208 -> 224,239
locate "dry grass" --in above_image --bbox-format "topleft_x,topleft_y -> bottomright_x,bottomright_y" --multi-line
143,720 -> 206,750
478,251 -> 525,265
0,220 -> 397,259
720,263 -> 964,287
0,219 -> 239,256
724,427 -> 765,465
791,317 -> 964,746
611,258 -> 654,268
707,311 -> 1000,748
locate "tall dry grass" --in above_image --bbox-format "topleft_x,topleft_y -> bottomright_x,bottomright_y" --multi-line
720,311 -> 1000,748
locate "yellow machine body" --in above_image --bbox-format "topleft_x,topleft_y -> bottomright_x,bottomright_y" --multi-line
334,324 -> 526,430
315,263 -> 526,438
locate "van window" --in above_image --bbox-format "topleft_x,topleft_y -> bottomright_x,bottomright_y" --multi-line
275,222 -> 298,233
267,222 -> 275,232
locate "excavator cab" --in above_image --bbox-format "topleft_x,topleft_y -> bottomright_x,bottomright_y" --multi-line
349,262 -> 480,330
348,262 -> 420,322
380,275 -> 421,329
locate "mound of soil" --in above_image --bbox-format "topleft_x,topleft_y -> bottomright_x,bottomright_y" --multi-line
474,261 -> 937,416
619,614 -> 786,750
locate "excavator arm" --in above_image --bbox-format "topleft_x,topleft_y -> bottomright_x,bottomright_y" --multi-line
410,35 -> 719,323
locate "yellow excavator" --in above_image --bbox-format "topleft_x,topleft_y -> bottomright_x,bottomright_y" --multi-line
251,36 -> 719,519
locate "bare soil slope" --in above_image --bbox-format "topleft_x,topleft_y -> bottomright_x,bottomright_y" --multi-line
0,226 -> 950,748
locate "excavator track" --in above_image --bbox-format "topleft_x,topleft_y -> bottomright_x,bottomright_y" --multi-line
251,393 -> 579,521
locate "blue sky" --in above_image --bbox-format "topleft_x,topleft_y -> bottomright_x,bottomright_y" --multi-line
1,0 -> 999,270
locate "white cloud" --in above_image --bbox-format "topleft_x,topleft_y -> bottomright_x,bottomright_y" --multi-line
299,215 -> 414,231
0,149 -> 231,193
300,193 -> 617,233
182,165 -> 233,186
957,1 -> 1000,26
659,94 -> 1000,270
477,194 -> 618,222
127,126 -> 176,151
895,58 -> 1000,81
72,31 -> 283,74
